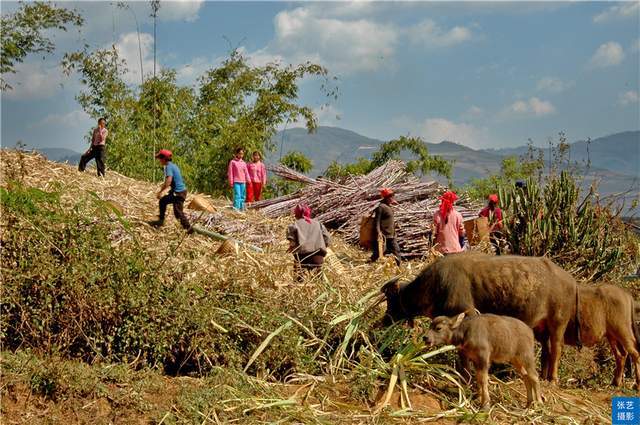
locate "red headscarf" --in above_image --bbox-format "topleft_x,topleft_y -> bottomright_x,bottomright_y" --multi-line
293,203 -> 312,223
488,194 -> 499,204
439,191 -> 458,220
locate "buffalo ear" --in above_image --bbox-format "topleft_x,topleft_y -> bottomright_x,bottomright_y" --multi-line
451,312 -> 466,329
380,277 -> 401,296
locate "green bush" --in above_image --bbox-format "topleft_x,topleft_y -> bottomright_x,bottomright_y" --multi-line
1,182 -> 327,377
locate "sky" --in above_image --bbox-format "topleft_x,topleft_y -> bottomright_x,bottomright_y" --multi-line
1,1 -> 639,153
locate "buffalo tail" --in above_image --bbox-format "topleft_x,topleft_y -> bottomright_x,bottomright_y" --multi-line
575,285 -> 582,349
631,294 -> 640,353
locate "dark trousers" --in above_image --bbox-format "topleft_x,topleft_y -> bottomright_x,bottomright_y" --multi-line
490,231 -> 502,255
78,145 -> 106,177
294,251 -> 325,281
371,236 -> 401,265
159,190 -> 191,229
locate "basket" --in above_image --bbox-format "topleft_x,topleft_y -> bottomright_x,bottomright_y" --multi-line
216,239 -> 238,256
464,217 -> 490,246
359,215 -> 376,250
188,195 -> 216,213
325,248 -> 345,275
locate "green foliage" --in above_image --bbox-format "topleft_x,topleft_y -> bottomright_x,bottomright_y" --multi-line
498,172 -> 636,280
264,151 -> 314,197
280,151 -> 313,174
465,146 -> 544,200
323,136 -> 451,180
63,47 -> 332,194
0,183 -> 332,377
1,1 -> 83,90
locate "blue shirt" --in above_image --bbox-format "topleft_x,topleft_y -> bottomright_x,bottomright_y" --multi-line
164,162 -> 186,192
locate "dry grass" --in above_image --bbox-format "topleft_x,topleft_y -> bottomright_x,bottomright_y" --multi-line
0,149 -> 622,424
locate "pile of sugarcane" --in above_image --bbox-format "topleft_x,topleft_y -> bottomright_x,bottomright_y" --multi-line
251,161 -> 480,257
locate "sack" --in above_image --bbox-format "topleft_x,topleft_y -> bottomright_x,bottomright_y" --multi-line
359,215 -> 376,250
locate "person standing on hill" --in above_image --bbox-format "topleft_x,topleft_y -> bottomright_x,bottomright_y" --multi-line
479,193 -> 504,255
148,149 -> 191,232
227,147 -> 251,210
247,151 -> 267,202
287,203 -> 331,280
433,191 -> 465,254
78,117 -> 108,177
370,188 -> 401,265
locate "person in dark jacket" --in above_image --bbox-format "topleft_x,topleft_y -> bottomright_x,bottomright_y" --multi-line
370,188 -> 401,265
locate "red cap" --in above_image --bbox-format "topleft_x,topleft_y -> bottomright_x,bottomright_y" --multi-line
380,188 -> 395,199
155,149 -> 172,159
488,194 -> 499,204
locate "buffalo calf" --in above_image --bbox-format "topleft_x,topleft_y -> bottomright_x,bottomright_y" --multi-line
425,313 -> 543,409
564,284 -> 640,388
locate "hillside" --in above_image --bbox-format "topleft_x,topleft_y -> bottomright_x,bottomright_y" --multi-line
485,131 -> 640,177
1,150 -> 634,424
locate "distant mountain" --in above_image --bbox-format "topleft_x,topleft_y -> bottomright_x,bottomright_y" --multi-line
484,131 -> 639,177
36,148 -> 82,165
271,127 -> 638,210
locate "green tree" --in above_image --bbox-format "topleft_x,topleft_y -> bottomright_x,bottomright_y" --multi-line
63,47 -> 331,194
280,151 -> 313,173
465,145 -> 544,200
1,2 -> 83,90
323,136 -> 451,180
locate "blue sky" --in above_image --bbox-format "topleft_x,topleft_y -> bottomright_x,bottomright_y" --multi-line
2,1 -> 639,153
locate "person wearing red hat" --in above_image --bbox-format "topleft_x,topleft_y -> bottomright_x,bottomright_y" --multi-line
370,188 -> 401,265
148,149 -> 191,232
479,193 -> 503,254
433,191 -> 465,254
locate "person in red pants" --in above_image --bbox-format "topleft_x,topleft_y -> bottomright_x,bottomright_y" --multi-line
247,151 -> 267,202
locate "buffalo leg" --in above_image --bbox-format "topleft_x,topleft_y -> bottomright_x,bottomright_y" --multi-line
548,327 -> 565,384
457,353 -> 473,384
608,336 -> 626,387
535,330 -> 551,381
475,361 -> 491,410
617,333 -> 640,388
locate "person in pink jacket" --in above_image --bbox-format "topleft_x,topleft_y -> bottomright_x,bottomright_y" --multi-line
433,191 -> 466,254
246,151 -> 267,202
227,147 -> 251,210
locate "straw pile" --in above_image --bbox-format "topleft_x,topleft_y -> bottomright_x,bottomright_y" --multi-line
252,161 -> 481,257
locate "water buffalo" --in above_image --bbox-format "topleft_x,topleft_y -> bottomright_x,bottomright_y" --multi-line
564,284 -> 640,388
425,313 -> 543,408
381,253 -> 579,384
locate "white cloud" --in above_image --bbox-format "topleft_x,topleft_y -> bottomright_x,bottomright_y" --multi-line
3,62 -> 71,100
393,115 -> 488,148
536,77 -> 574,93
407,19 -> 473,48
252,6 -> 399,75
240,5 -> 472,76
420,118 -> 488,148
113,32 -> 154,85
619,90 -> 639,106
158,0 -> 204,22
31,109 -> 92,129
593,2 -> 639,23
588,42 -> 625,68
507,97 -> 556,116
466,105 -> 484,117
